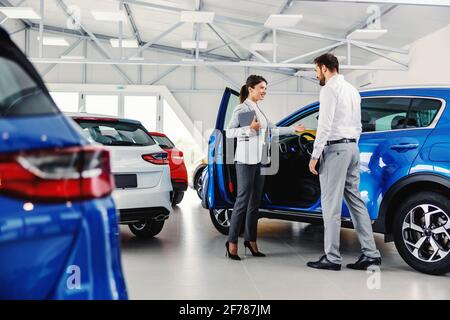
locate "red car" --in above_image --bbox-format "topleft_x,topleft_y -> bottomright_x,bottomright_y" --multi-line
148,132 -> 188,205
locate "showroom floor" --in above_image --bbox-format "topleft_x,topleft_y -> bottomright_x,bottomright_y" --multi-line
120,189 -> 450,300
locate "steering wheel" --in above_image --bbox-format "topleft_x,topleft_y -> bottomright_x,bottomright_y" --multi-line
298,132 -> 316,157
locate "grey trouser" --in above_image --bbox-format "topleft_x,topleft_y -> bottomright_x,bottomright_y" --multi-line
319,142 -> 381,264
228,162 -> 265,243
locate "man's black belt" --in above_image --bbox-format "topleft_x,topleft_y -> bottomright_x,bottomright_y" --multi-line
326,138 -> 357,146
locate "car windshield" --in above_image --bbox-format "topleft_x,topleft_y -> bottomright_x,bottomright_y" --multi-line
75,119 -> 156,146
0,56 -> 58,117
152,135 -> 175,149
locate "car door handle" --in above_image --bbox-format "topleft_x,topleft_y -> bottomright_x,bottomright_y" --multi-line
390,143 -> 419,151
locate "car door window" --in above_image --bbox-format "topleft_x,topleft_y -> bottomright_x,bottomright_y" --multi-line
408,98 -> 442,128
289,110 -> 319,130
223,93 -> 240,129
361,97 -> 442,133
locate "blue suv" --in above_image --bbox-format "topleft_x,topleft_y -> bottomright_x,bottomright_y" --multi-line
0,28 -> 127,299
203,86 -> 450,275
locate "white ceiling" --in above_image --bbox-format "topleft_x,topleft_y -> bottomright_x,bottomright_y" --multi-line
5,0 -> 450,66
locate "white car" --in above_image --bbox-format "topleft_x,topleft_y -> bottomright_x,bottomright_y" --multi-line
66,112 -> 173,238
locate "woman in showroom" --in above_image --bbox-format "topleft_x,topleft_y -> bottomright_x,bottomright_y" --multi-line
225,75 -> 305,260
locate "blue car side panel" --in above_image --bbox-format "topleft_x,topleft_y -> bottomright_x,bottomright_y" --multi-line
0,195 -> 82,299
51,197 -> 127,300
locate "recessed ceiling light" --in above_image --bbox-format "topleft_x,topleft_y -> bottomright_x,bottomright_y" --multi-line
110,39 -> 139,48
264,14 -> 303,28
251,43 -> 274,51
181,40 -> 208,49
61,55 -> 85,60
180,11 -> 215,23
91,10 -> 128,22
0,7 -> 40,19
128,56 -> 145,61
38,36 -> 70,46
347,29 -> 388,40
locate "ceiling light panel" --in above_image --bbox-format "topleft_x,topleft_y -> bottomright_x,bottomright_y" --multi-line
0,7 -> 40,19
181,40 -> 208,49
91,10 -> 128,22
347,29 -> 388,40
110,39 -> 139,48
264,14 -> 303,28
39,36 -> 70,46
180,11 -> 215,23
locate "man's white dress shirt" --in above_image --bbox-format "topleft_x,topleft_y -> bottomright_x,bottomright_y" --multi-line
312,74 -> 362,159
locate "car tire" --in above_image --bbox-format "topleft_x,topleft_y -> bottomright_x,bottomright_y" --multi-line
172,192 -> 184,206
209,208 -> 245,236
194,170 -> 204,199
393,191 -> 450,275
128,219 -> 165,239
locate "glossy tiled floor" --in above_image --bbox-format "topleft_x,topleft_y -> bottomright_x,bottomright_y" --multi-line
120,189 -> 450,300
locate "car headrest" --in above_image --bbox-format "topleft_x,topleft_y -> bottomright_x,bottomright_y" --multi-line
391,115 -> 406,130
361,111 -> 375,132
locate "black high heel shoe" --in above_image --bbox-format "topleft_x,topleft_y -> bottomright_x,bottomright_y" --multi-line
225,241 -> 241,261
244,241 -> 266,257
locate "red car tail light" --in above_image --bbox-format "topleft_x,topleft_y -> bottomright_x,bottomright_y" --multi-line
142,152 -> 169,165
0,146 -> 114,202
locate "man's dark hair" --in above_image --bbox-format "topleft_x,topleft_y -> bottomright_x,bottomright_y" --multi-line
314,53 -> 339,73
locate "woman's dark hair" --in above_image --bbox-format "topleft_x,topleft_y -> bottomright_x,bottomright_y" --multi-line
239,75 -> 267,103
314,53 -> 339,73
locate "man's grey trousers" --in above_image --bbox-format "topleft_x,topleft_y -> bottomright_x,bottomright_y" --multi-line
319,142 -> 381,264
228,162 -> 265,243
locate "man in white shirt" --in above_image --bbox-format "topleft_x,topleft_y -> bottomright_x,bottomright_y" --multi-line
307,53 -> 381,271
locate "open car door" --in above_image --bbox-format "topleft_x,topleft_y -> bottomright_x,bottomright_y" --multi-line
203,87 -> 240,209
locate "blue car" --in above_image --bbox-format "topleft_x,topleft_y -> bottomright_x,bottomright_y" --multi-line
0,28 -> 127,299
203,86 -> 450,275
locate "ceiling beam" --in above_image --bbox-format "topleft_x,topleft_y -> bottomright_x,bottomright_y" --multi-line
55,0 -> 134,84
210,23 -> 270,63
117,0 -> 263,28
343,4 -> 398,38
29,57 -> 408,71
27,23 -> 240,62
206,23 -> 242,60
124,3 -> 142,45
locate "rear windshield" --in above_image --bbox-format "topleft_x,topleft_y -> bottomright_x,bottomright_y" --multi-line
0,56 -> 58,117
152,135 -> 175,149
75,120 -> 156,146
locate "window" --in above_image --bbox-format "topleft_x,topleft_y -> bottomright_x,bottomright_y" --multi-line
0,56 -> 58,117
361,97 -> 442,133
409,98 -> 441,128
152,135 -> 175,149
85,95 -> 118,116
223,92 -> 240,129
290,110 -> 319,130
50,92 -> 79,112
74,119 -> 155,146
124,96 -> 157,131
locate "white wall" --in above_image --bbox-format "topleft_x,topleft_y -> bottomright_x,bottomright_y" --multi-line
347,24 -> 450,88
